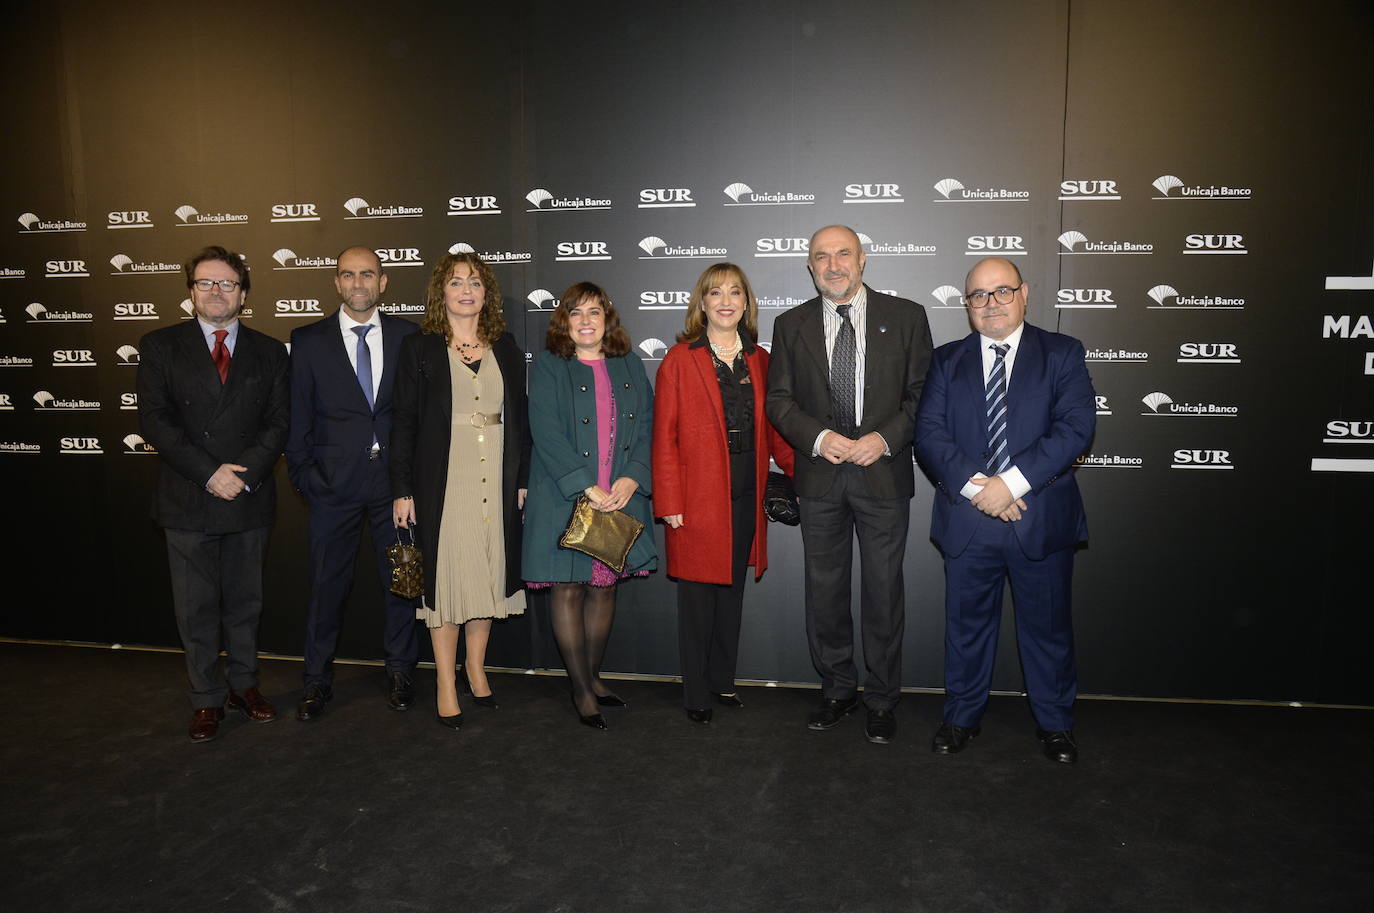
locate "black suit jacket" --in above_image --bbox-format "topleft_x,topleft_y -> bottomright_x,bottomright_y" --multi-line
389,331 -> 532,600
285,310 -> 418,503
766,286 -> 933,499
137,319 -> 290,533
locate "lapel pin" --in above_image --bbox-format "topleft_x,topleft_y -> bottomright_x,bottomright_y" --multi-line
878,325 -> 888,333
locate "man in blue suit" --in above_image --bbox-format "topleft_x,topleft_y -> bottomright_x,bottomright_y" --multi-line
286,247 -> 420,720
914,257 -> 1095,763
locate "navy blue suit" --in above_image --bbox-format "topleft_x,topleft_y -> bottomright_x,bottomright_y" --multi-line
915,323 -> 1095,731
286,310 -> 420,687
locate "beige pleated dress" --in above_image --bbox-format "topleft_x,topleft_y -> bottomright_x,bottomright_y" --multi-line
417,349 -> 527,627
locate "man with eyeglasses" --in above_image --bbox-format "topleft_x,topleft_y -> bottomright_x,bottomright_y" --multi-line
766,224 -> 933,744
138,245 -> 289,742
914,256 -> 1096,763
285,247 -> 419,721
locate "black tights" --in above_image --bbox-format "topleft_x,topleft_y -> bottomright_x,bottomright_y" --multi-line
549,583 -> 618,717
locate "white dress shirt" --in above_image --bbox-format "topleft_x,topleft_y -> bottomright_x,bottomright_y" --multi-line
813,285 -> 889,455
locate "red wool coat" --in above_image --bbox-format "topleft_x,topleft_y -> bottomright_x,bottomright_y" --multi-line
652,340 -> 795,585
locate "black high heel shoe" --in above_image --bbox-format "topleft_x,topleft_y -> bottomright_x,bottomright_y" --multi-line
572,696 -> 608,730
457,665 -> 498,709
595,693 -> 627,708
436,712 -> 463,730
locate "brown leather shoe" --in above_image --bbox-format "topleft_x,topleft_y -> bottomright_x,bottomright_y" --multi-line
227,687 -> 278,723
189,707 -> 225,742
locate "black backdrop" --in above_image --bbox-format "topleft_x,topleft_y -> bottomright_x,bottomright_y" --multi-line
2,0 -> 1370,705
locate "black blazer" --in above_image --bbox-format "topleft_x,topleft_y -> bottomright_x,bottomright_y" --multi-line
137,319 -> 290,533
389,331 -> 532,601
285,310 -> 418,502
765,286 -> 933,499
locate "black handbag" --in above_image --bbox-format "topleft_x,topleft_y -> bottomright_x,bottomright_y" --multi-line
763,471 -> 800,526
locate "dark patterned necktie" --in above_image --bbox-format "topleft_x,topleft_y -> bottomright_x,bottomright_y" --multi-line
985,343 -> 1010,474
212,330 -> 230,384
830,304 -> 856,436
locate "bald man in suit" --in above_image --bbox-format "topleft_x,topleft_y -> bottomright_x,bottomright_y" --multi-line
915,256 -> 1095,763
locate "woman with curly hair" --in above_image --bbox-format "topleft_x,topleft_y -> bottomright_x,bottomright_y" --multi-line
390,252 -> 531,729
522,281 -> 656,730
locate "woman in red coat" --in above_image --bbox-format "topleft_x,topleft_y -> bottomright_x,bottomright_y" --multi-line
652,263 -> 795,723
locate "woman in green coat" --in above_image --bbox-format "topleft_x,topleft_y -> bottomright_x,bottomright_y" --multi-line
522,282 -> 657,730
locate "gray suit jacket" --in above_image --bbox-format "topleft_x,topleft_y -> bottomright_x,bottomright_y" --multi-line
766,286 -> 933,499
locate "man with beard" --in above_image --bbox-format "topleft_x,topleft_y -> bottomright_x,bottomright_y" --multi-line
138,245 -> 289,741
766,225 -> 933,744
286,246 -> 420,720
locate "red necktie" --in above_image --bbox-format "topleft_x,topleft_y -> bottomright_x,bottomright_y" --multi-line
212,329 -> 230,383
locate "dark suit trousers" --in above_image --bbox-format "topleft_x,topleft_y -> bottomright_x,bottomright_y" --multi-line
941,517 -> 1077,731
676,483 -> 755,709
303,458 -> 419,686
799,464 -> 909,710
165,525 -> 269,708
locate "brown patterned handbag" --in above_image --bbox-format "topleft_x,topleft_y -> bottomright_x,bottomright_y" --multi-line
387,527 -> 424,599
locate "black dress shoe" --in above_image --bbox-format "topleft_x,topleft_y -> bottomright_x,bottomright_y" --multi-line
457,665 -> 498,708
714,693 -> 744,708
1037,729 -> 1078,764
578,713 -> 609,731
686,707 -> 713,724
595,693 -> 627,708
436,712 -> 463,730
932,721 -> 980,754
865,708 -> 896,744
297,685 -> 333,721
807,695 -> 860,731
387,673 -> 415,711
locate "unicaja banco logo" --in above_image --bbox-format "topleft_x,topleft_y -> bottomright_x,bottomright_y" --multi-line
932,178 -> 1029,202
115,345 -> 139,366
122,433 -> 157,454
1146,284 -> 1244,310
26,302 -> 94,323
173,203 -> 248,226
638,338 -> 669,360
857,231 -> 936,257
636,236 -> 727,260
525,188 -> 612,212
527,289 -> 558,310
930,286 -> 964,308
722,182 -> 815,206
1058,230 -> 1152,255
110,253 -> 180,275
343,197 -> 423,220
1141,391 -> 1238,417
33,391 -> 101,411
18,211 -> 87,232
1152,175 -> 1252,200
271,248 -> 336,270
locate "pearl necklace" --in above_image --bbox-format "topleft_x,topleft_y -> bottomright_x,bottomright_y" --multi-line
708,332 -> 741,361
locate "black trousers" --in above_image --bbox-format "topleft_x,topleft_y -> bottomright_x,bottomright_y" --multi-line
798,464 -> 910,710
164,525 -> 270,709
677,482 -> 755,710
302,459 -> 419,687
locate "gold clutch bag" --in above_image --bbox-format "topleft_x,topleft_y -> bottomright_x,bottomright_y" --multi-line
558,495 -> 644,574
387,527 -> 424,599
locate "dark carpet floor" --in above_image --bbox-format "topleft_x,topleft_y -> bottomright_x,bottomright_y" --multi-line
1,642 -> 1370,913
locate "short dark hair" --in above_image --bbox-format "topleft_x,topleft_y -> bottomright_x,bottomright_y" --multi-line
545,282 -> 631,359
185,246 -> 250,293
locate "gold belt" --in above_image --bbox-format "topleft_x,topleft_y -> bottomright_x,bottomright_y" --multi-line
467,412 -> 502,428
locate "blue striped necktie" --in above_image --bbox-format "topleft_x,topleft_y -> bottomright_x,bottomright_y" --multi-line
985,343 -> 1010,475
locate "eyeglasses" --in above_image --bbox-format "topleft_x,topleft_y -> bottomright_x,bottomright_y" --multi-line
192,278 -> 241,293
962,284 -> 1023,308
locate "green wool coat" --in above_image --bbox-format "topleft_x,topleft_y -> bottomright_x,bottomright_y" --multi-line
521,349 -> 658,582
